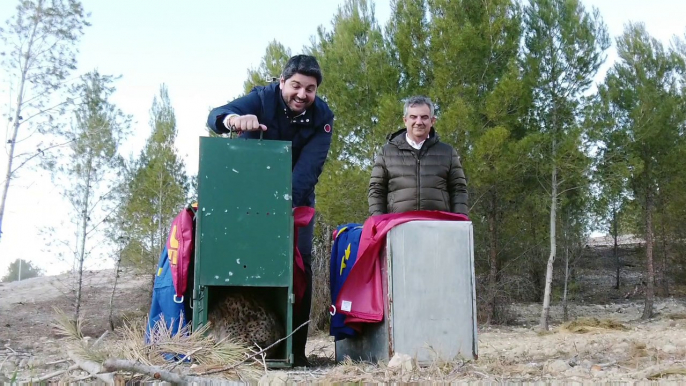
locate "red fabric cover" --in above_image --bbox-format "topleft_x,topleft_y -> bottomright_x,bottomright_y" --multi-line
167,206 -> 196,299
292,206 -> 315,312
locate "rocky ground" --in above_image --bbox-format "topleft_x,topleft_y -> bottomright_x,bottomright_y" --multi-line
0,269 -> 151,382
1,265 -> 686,383
473,299 -> 686,382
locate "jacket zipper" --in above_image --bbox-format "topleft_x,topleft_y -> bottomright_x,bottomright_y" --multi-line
415,152 -> 420,210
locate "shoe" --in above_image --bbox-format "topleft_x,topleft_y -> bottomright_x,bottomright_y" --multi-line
293,354 -> 311,367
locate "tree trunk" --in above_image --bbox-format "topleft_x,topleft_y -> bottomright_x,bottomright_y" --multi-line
486,190 -> 498,325
109,244 -> 123,331
561,218 -> 570,322
660,219 -> 669,296
157,178 -> 165,255
154,179 -> 165,300
0,14 -> 37,241
529,217 -> 542,302
612,206 -> 621,289
642,189 -> 655,320
325,223 -> 333,261
540,162 -> 557,331
74,155 -> 93,322
562,242 -> 570,322
0,99 -> 25,241
148,231 -> 156,300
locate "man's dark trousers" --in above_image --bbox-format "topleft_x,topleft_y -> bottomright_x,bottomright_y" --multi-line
294,213 -> 314,363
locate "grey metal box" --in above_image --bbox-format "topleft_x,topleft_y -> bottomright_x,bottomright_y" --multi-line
335,220 -> 478,364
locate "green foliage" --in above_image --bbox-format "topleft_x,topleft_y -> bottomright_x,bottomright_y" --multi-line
553,279 -> 580,301
63,71 -> 130,175
115,85 -> 189,273
1,259 -> 44,282
0,0 -> 91,238
316,159 -> 371,226
314,0 -> 399,163
0,0 -> 90,93
594,24 -> 686,312
233,0 -> 686,322
597,22 -> 685,208
517,0 -> 610,328
51,70 -> 131,254
309,0 -> 401,223
47,70 -> 130,320
386,0 -> 431,94
243,40 -> 292,95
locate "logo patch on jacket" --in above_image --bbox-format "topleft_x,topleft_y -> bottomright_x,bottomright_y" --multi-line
324,124 -> 332,133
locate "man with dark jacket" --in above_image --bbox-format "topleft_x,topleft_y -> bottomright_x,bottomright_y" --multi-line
368,96 -> 468,216
207,55 -> 334,367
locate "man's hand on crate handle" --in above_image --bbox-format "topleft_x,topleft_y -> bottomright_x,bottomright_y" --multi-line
225,114 -> 267,132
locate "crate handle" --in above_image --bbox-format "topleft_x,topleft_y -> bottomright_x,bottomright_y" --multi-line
228,125 -> 264,141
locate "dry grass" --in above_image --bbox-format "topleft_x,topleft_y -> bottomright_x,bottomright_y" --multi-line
51,307 -> 264,382
557,317 -> 629,333
630,341 -> 650,358
665,312 -> 686,320
319,357 -> 543,383
302,331 -> 684,383
323,357 -> 457,383
648,367 -> 686,380
318,354 -> 515,383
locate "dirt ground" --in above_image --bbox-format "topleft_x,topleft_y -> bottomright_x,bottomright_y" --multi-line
1,268 -> 686,383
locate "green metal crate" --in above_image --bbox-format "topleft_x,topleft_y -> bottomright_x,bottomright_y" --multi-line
192,135 -> 294,367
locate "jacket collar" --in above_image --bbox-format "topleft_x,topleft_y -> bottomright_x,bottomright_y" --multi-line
387,127 -> 439,151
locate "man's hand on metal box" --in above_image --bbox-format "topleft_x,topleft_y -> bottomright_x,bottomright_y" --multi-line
230,114 -> 268,132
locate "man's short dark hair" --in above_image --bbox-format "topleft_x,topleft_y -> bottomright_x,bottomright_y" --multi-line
282,55 -> 323,86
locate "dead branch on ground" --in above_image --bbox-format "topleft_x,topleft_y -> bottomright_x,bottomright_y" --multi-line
102,358 -> 226,384
67,350 -> 115,384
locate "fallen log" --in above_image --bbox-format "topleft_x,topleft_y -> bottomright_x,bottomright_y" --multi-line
102,358 -> 234,384
67,351 -> 115,385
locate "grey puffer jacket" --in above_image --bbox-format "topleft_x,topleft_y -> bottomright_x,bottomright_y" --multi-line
368,128 -> 468,216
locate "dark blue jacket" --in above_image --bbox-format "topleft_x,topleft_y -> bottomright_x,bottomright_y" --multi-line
207,82 -> 334,207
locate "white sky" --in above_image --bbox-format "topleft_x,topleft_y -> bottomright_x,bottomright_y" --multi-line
0,0 -> 684,277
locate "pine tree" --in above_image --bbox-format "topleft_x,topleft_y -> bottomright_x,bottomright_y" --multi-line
51,71 -> 130,321
117,85 -> 189,287
0,0 -> 90,240
595,23 -> 685,318
521,0 -> 610,330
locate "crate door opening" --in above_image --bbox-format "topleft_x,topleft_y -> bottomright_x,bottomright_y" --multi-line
206,286 -> 290,360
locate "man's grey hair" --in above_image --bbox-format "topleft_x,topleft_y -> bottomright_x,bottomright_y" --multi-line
403,96 -> 435,117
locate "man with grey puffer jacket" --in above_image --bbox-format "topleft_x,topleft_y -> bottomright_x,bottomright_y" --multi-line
368,96 -> 468,216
